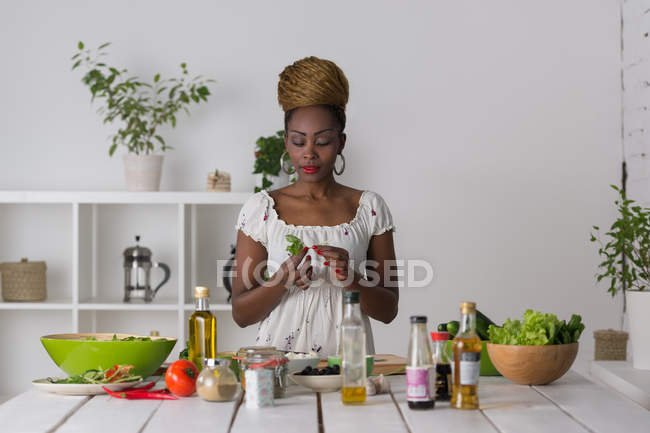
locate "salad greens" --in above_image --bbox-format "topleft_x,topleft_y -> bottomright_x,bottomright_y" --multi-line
488,310 -> 585,345
179,341 -> 189,360
285,234 -> 306,256
81,335 -> 161,342
48,365 -> 142,384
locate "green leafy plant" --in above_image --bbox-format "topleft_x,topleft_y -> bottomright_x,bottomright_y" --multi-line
253,130 -> 295,192
488,310 -> 584,345
591,185 -> 650,295
72,41 -> 214,156
285,234 -> 305,256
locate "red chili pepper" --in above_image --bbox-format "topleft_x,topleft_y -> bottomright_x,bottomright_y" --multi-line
103,386 -> 178,400
122,381 -> 156,392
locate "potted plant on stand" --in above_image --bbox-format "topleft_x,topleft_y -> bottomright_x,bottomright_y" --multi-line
591,185 -> 650,368
252,131 -> 296,192
72,41 -> 214,191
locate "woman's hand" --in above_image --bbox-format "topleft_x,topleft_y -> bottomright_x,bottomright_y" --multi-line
271,247 -> 314,290
313,245 -> 355,285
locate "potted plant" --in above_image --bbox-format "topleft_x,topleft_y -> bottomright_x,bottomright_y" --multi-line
591,185 -> 650,367
72,41 -> 214,191
252,131 -> 295,192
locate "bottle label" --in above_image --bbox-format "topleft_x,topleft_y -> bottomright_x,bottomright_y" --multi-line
406,366 -> 435,401
459,352 -> 480,385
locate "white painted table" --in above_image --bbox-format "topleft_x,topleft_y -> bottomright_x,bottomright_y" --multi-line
1,371 -> 649,433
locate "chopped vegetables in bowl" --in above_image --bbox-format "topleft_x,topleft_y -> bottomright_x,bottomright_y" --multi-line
41,333 -> 177,379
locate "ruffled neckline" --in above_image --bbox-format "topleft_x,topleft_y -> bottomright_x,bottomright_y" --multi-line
260,189 -> 368,230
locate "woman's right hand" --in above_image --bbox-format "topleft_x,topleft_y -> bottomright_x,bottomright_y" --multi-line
270,247 -> 313,290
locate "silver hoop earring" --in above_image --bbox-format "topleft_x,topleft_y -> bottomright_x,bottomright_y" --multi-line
334,153 -> 346,175
280,151 -> 294,175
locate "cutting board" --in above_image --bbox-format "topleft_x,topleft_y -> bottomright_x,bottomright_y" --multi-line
318,354 -> 407,375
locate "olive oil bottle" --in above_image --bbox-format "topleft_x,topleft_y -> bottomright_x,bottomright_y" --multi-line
341,290 -> 366,405
451,301 -> 481,410
189,286 -> 216,371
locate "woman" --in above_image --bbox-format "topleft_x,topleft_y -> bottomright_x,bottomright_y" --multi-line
232,56 -> 398,356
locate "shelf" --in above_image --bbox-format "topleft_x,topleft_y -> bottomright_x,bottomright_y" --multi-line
183,304 -> 232,311
78,299 -> 179,311
0,299 -> 73,310
590,360 -> 650,410
0,191 -> 252,204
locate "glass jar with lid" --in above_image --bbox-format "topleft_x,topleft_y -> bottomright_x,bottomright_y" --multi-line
236,346 -> 288,398
196,358 -> 240,402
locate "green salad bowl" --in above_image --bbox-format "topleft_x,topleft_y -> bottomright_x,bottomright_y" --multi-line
445,340 -> 500,376
41,333 -> 177,378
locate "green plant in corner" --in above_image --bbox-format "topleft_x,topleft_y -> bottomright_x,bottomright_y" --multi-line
72,41 -> 214,156
591,184 -> 650,296
253,130 -> 296,192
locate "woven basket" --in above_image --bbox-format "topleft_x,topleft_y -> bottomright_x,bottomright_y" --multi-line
594,329 -> 628,361
0,258 -> 47,302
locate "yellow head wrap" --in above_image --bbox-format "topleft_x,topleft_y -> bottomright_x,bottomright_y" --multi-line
278,56 -> 349,113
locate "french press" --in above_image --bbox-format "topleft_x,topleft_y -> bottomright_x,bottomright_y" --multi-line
123,235 -> 171,303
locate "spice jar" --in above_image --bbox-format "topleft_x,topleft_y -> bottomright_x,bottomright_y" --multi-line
196,358 -> 240,402
236,346 -> 288,398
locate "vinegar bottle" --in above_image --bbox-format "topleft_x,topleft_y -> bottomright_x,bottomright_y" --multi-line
406,316 -> 435,409
341,290 -> 366,405
189,286 -> 216,371
451,301 -> 481,409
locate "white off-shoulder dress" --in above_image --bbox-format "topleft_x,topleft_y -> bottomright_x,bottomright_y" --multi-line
234,189 -> 396,357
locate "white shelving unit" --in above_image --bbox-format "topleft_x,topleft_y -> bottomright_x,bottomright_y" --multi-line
0,191 -> 255,396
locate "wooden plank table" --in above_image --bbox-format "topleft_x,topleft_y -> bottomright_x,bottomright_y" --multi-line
1,371 -> 649,433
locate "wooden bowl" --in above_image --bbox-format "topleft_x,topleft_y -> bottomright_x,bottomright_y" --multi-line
486,342 -> 578,385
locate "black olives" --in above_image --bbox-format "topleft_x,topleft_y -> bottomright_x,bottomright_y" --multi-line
298,365 -> 340,376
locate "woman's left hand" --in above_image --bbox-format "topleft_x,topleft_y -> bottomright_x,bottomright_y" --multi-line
312,245 -> 355,284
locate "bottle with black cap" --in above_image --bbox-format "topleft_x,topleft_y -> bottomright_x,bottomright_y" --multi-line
341,290 -> 366,404
406,315 -> 435,409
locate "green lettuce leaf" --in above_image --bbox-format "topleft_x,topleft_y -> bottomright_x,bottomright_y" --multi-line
488,309 -> 583,345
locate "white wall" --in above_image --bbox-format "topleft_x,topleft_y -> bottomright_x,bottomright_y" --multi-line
0,0 -> 622,395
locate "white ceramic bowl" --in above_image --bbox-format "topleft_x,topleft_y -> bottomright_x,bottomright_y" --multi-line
286,356 -> 320,375
289,372 -> 341,393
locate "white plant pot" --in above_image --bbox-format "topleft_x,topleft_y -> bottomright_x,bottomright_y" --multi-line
627,290 -> 650,369
123,154 -> 164,192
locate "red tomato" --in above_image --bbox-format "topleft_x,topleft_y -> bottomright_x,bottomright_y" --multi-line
165,360 -> 198,397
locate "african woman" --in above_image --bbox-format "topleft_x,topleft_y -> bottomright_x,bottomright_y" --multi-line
232,56 -> 398,356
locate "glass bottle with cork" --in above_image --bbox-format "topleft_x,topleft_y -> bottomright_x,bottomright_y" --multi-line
189,286 -> 216,371
451,301 -> 481,409
341,290 -> 366,405
430,331 -> 451,401
406,315 -> 435,409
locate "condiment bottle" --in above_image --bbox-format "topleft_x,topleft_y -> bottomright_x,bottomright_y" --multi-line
430,331 -> 451,401
406,315 -> 435,409
196,358 -> 240,402
450,301 -> 481,409
189,286 -> 216,371
341,290 -> 366,405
